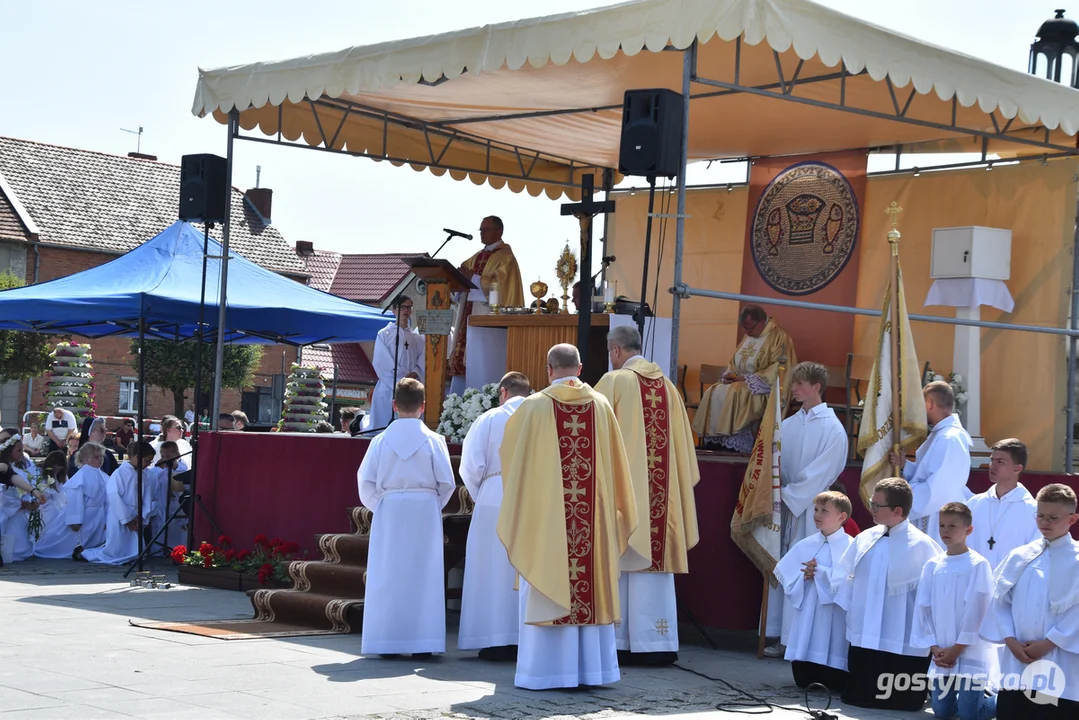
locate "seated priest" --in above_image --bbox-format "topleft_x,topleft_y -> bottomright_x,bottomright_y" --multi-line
691,305 -> 797,452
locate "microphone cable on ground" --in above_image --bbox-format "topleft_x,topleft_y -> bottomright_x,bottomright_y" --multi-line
672,664 -> 838,719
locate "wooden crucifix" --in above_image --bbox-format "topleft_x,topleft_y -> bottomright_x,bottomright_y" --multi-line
560,173 -> 616,375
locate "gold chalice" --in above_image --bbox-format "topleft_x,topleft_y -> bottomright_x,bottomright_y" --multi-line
530,280 -> 548,314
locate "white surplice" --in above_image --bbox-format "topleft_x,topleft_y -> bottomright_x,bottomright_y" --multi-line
358,418 -> 455,655
967,483 -> 1040,570
82,462 -> 141,565
458,394 -> 525,651
64,464 -> 108,550
768,403 -> 848,638
775,529 -> 852,669
33,485 -> 79,559
903,414 -> 972,546
515,579 -> 620,690
369,322 -> 426,431
980,535 -> 1079,703
912,550 -> 997,684
834,519 -> 942,657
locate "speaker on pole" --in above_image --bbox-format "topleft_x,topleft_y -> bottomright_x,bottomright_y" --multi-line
618,88 -> 685,178
179,154 -> 228,223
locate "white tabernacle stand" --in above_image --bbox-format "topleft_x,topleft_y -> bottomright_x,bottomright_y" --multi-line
924,227 -> 1015,468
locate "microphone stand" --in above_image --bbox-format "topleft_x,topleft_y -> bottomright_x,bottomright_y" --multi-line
432,229 -> 463,259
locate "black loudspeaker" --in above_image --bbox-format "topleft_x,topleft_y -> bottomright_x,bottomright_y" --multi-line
617,88 -> 681,179
618,89 -> 685,178
178,154 -> 228,224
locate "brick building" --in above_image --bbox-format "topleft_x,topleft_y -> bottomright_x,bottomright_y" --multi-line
0,137 -> 305,428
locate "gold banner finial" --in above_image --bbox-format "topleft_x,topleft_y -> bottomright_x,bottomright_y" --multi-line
885,201 -> 902,251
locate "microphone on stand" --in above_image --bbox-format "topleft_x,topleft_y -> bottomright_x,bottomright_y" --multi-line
443,228 -> 473,241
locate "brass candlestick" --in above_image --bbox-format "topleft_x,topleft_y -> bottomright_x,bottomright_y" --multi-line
490,281 -> 501,315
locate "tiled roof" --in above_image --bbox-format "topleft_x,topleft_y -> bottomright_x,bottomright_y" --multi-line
298,248 -> 341,292
304,343 -> 378,385
330,252 -> 424,303
0,136 -> 306,275
0,184 -> 31,242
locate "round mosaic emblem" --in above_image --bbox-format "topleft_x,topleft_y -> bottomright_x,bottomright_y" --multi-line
750,162 -> 859,296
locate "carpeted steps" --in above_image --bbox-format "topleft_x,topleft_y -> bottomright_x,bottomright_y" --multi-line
240,481 -> 474,634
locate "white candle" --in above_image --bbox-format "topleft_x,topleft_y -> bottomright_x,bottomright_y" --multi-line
489,287 -> 499,306
603,282 -> 615,303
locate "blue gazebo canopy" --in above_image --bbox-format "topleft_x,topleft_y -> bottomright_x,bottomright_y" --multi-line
0,221 -> 387,344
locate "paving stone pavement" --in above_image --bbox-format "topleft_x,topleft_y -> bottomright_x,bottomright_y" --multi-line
0,559 -> 927,719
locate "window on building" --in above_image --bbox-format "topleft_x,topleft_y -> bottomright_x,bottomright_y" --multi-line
242,385 -> 279,425
119,378 -> 139,415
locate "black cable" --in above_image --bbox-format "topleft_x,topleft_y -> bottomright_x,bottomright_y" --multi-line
672,664 -> 837,719
648,178 -> 672,361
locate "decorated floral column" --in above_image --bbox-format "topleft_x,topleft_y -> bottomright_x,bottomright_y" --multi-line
278,364 -> 328,432
44,341 -> 96,420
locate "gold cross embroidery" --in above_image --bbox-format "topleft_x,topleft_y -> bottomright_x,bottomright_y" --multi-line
651,523 -> 661,536
565,480 -> 587,502
736,342 -> 757,367
655,618 -> 670,636
568,559 -> 585,580
563,415 -> 586,436
647,451 -> 660,469
644,388 -> 662,408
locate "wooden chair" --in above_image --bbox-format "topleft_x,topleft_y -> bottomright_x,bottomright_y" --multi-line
841,353 -> 876,461
693,364 -> 726,447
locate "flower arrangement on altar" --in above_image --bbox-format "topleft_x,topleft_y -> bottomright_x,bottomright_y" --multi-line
43,341 -> 96,417
278,363 -> 328,432
170,534 -> 303,585
436,383 -> 498,443
923,366 -> 968,406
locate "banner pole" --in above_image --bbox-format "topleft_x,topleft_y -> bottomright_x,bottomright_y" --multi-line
757,574 -> 770,659
887,202 -> 903,475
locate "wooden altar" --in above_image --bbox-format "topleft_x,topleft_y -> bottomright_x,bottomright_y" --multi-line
469,313 -> 610,389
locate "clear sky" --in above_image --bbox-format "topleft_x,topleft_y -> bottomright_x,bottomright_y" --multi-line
0,0 -> 1067,291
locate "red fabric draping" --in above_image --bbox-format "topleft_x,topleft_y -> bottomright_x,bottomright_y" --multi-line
195,433 -> 1078,632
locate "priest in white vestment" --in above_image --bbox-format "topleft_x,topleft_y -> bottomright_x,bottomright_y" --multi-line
890,381 -> 971,547
911,503 -> 997,720
773,490 -> 854,692
358,378 -> 455,657
458,371 -> 530,659
765,362 -> 848,657
980,483 -> 1079,717
82,442 -> 157,565
66,443 -> 109,556
498,344 -> 643,690
968,438 -> 1040,570
595,326 -> 699,666
834,477 -> 942,711
370,295 -> 426,431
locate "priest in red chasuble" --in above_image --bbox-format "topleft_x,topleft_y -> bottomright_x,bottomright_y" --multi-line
498,343 -> 646,690
447,215 -> 524,394
595,325 -> 700,666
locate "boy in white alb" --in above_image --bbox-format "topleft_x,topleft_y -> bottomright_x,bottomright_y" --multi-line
358,378 -> 456,657
981,483 -> 1079,719
912,502 -> 996,720
66,442 -> 110,558
834,477 -> 942,711
968,438 -> 1040,570
82,441 -> 157,565
773,490 -> 854,693
458,372 -> 530,660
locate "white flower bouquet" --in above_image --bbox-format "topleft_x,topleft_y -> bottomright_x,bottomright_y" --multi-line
436,383 -> 498,443
924,366 -> 968,408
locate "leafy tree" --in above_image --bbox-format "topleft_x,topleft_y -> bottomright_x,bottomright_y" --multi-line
0,270 -> 57,383
130,340 -> 264,418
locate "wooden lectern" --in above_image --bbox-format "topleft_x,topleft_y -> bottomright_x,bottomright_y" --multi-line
404,258 -> 474,429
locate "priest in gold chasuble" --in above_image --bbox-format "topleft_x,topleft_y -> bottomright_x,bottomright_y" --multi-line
447,215 -> 524,395
692,304 -> 797,452
498,343 -> 643,690
595,325 -> 700,665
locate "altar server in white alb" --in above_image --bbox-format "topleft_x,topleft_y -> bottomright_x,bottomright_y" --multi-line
773,490 -> 854,693
369,295 -> 426,431
0,429 -> 44,562
458,371 -> 531,660
834,477 -> 942,711
981,483 -> 1079,718
911,502 -> 997,720
889,381 -> 972,547
765,362 -> 848,657
82,441 -> 157,565
358,378 -> 455,657
967,438 -> 1040,570
66,442 -> 110,558
595,326 -> 700,666
32,451 -> 79,560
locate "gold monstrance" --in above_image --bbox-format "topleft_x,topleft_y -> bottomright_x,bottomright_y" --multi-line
555,243 -> 578,314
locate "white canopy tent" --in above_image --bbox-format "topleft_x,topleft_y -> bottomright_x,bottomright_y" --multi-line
191,0 -> 1079,460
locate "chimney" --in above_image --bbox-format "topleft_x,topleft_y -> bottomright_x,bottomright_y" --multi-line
246,187 -> 273,223
128,151 -> 158,161
296,240 -> 314,256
